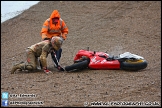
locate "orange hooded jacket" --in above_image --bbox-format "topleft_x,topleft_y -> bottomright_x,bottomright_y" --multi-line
41,10 -> 68,40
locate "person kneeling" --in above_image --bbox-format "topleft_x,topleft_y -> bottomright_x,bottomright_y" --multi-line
11,36 -> 64,74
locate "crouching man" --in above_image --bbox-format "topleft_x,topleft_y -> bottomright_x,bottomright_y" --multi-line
11,36 -> 64,74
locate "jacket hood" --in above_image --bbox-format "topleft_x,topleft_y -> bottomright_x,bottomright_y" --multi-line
49,10 -> 61,29
50,10 -> 60,19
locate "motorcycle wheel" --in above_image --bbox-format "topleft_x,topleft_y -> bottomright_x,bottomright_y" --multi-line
120,59 -> 147,71
65,60 -> 89,72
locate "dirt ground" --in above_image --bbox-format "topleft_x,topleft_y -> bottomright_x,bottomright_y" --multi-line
1,1 -> 161,107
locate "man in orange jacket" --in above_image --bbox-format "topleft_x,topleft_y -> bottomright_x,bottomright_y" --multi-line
40,10 -> 68,69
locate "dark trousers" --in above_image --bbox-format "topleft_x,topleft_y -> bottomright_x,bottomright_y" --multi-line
51,48 -> 62,67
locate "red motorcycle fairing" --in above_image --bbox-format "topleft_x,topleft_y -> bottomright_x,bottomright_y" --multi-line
73,50 -> 120,70
89,55 -> 120,70
74,50 -> 94,61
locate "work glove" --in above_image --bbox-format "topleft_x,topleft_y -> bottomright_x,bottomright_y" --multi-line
57,65 -> 65,71
43,67 -> 52,74
62,33 -> 67,40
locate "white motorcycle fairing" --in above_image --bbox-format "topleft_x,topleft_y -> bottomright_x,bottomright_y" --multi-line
119,52 -> 144,60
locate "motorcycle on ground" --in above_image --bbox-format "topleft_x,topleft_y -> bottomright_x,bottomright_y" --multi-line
65,48 -> 148,72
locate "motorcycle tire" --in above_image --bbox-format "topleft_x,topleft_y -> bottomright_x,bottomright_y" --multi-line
120,59 -> 147,71
65,60 -> 89,72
